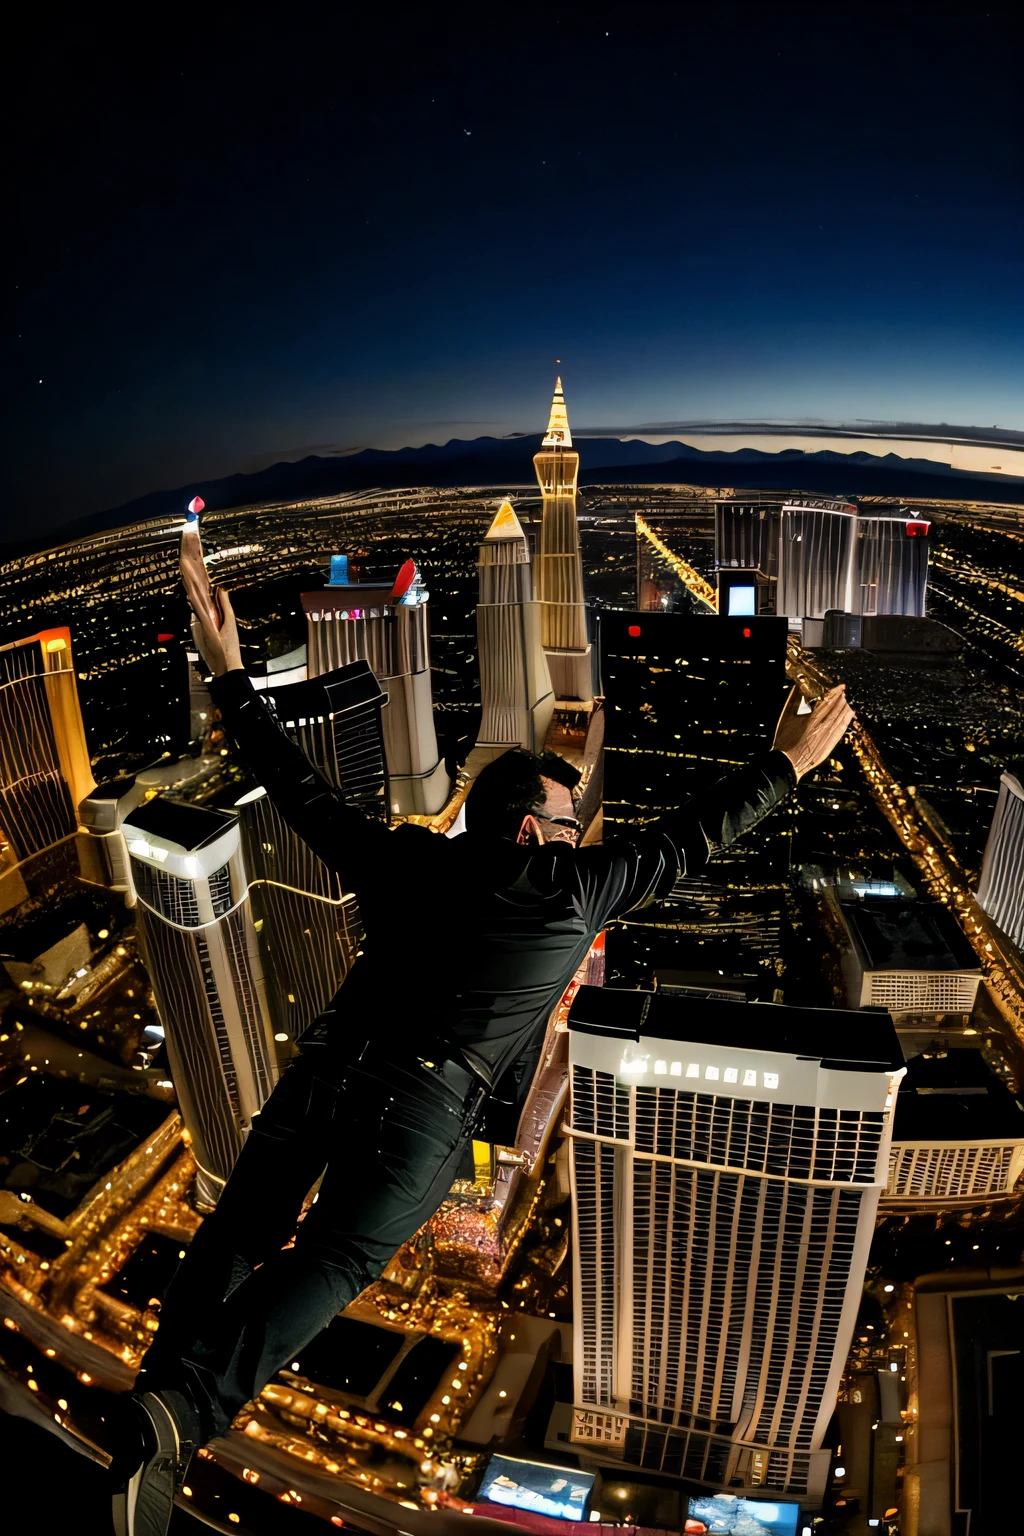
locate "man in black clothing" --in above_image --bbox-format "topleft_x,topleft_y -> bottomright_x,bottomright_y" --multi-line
110,551 -> 853,1536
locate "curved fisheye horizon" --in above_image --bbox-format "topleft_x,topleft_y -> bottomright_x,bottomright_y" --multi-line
5,4 -> 1024,1535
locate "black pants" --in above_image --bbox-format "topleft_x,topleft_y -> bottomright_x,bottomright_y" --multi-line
137,1047 -> 484,1442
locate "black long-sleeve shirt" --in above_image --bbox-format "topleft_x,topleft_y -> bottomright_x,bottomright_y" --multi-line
210,669 -> 796,1085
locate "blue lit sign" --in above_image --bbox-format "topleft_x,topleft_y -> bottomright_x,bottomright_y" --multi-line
688,1494 -> 800,1536
329,555 -> 349,585
479,1455 -> 594,1522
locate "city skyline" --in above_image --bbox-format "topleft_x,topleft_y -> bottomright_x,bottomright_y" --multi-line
2,421 -> 1024,1533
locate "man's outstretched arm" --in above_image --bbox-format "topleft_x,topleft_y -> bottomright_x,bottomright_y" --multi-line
181,531 -> 389,875
207,666 -> 390,874
575,684 -> 853,925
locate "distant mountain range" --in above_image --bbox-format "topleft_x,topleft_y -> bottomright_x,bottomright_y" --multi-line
13,434 -> 1024,555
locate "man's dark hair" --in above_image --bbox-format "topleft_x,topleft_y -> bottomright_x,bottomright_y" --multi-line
466,749 -> 582,842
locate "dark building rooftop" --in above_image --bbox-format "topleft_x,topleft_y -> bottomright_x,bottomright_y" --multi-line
266,659 -> 384,719
124,797 -> 236,852
303,586 -> 395,611
893,1049 -> 1024,1142
840,899 -> 980,973
655,969 -> 759,1002
0,905 -> 92,964
86,776 -> 139,801
568,985 -> 905,1072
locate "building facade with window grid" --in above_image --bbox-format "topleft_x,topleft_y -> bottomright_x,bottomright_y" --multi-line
882,1046 -> 1024,1208
303,578 -> 448,816
235,659 -> 386,1043
565,986 -> 904,1504
0,628 -> 95,884
600,609 -> 792,992
976,772 -> 1024,951
123,797 -> 278,1208
837,897 -> 982,1018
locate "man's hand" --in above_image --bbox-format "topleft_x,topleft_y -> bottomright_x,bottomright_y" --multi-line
180,527 -> 244,678
773,683 -> 854,782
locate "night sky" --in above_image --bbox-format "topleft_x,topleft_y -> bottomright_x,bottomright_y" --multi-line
10,3 -> 1023,538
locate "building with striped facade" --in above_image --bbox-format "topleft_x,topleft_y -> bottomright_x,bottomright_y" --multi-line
883,1047 -> 1024,1207
976,771 -> 1024,950
533,379 -> 593,702
855,509 -> 930,616
564,985 -> 904,1504
837,897 -> 982,1018
716,500 -> 931,626
0,627 -> 95,906
473,500 -> 553,756
235,658 -> 387,1043
777,500 -> 859,625
303,568 -> 449,816
123,797 -> 278,1208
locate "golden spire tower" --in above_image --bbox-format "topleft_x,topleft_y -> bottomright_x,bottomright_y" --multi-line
533,378 -> 593,702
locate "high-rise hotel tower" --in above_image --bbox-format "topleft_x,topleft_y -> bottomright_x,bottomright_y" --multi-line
534,379 -> 593,702
235,659 -> 387,1043
123,798 -> 279,1208
977,771 -> 1024,950
474,500 -> 554,757
0,627 -> 95,911
303,566 -> 449,817
564,985 -> 904,1504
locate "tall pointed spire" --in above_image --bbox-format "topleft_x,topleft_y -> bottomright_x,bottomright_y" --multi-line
542,376 -> 573,449
533,375 -> 592,702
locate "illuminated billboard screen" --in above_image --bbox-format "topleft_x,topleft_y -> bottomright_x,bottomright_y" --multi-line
479,1455 -> 595,1522
687,1495 -> 801,1536
727,584 -> 757,616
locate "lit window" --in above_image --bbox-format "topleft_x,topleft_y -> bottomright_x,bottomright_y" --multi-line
724,1067 -> 738,1084
654,1060 -> 666,1075
743,1069 -> 757,1086
705,1065 -> 720,1081
763,1072 -> 779,1089
669,1061 -> 682,1076
686,1063 -> 699,1078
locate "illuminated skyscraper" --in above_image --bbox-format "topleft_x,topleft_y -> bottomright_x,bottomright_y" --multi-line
714,499 -> 783,581
837,897 -> 982,1018
601,610 -> 791,988
0,628 -> 95,902
777,499 -> 859,624
235,659 -> 387,1042
123,798 -> 278,1208
976,772 -> 1024,950
565,985 -> 905,1503
534,379 -> 593,702
856,509 -> 930,616
473,500 -> 554,756
303,567 -> 449,816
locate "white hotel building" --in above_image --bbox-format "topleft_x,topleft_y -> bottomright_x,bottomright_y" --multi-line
564,986 -> 905,1505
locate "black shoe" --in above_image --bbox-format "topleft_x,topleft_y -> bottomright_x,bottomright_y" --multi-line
111,1391 -> 195,1536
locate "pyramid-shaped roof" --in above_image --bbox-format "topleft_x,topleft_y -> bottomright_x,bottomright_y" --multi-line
484,500 -> 527,541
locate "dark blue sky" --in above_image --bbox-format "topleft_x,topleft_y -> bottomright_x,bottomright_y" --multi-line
9,3 -> 1023,537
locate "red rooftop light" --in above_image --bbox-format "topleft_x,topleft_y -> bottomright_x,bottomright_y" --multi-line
157,633 -> 174,642
743,627 -> 751,638
905,520 -> 930,537
628,624 -> 642,637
